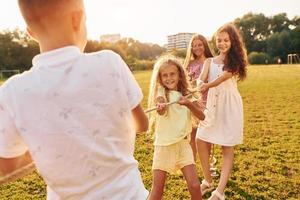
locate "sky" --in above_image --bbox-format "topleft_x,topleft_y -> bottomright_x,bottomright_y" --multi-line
0,0 -> 299,46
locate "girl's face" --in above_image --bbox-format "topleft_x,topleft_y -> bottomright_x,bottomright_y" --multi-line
159,64 -> 180,91
192,39 -> 204,58
216,31 -> 231,54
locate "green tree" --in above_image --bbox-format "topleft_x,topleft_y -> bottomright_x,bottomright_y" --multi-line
248,51 -> 272,64
235,12 -> 300,63
269,13 -> 291,34
234,13 -> 270,52
0,29 -> 39,73
169,49 -> 186,58
289,23 -> 300,54
267,30 -> 290,62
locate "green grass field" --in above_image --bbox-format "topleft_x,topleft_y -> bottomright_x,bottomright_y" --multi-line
1,65 -> 300,199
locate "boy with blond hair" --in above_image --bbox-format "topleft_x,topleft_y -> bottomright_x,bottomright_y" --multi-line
0,0 -> 149,199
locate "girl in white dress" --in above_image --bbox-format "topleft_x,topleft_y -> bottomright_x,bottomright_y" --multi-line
196,23 -> 248,200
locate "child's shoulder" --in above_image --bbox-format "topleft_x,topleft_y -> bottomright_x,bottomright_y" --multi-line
86,49 -> 121,60
206,57 -> 215,62
210,56 -> 225,65
84,50 -> 126,70
0,70 -> 33,100
84,50 -> 130,75
203,57 -> 214,65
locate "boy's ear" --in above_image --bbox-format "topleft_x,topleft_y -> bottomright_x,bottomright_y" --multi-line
71,10 -> 84,31
26,27 -> 38,42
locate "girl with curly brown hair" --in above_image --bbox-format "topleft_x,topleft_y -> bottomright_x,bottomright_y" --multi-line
196,23 -> 248,200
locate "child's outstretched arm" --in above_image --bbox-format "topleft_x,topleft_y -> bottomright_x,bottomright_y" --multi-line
0,151 -> 35,185
177,96 -> 205,120
132,104 -> 148,133
200,71 -> 233,93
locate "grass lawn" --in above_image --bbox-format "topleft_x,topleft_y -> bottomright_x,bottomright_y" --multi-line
1,65 -> 300,199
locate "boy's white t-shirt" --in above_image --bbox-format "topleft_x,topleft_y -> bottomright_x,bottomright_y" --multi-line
0,46 -> 148,200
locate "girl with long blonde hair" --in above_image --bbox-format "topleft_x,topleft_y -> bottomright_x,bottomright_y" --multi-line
183,34 -> 213,160
147,55 -> 205,200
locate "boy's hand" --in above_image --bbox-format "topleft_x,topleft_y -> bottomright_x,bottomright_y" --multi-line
200,83 -> 209,93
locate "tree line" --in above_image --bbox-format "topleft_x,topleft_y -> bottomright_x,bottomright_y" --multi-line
173,13 -> 300,64
0,12 -> 299,77
0,30 -> 165,77
234,12 -> 300,64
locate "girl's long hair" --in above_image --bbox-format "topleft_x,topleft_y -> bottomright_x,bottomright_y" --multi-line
217,23 -> 248,80
183,34 -> 213,72
148,55 -> 189,132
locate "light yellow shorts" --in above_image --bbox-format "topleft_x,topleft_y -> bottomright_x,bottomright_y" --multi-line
152,139 -> 195,174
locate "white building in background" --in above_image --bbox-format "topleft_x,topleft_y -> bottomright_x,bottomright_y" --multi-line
167,32 -> 195,51
100,34 -> 121,43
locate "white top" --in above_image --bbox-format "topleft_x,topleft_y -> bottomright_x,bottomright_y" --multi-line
0,46 -> 148,200
196,58 -> 243,146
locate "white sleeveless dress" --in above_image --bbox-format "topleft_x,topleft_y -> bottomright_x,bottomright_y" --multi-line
196,58 -> 243,146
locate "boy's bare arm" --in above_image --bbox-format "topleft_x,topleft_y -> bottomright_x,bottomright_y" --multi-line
132,104 -> 148,133
0,151 -> 33,177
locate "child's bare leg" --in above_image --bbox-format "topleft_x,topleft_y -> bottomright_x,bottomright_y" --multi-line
215,146 -> 234,195
196,139 -> 212,183
148,169 -> 167,200
190,128 -> 197,161
181,164 -> 202,200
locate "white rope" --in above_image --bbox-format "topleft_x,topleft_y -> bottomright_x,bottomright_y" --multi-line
145,90 -> 207,113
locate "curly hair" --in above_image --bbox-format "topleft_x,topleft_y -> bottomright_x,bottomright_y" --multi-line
217,23 -> 248,81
